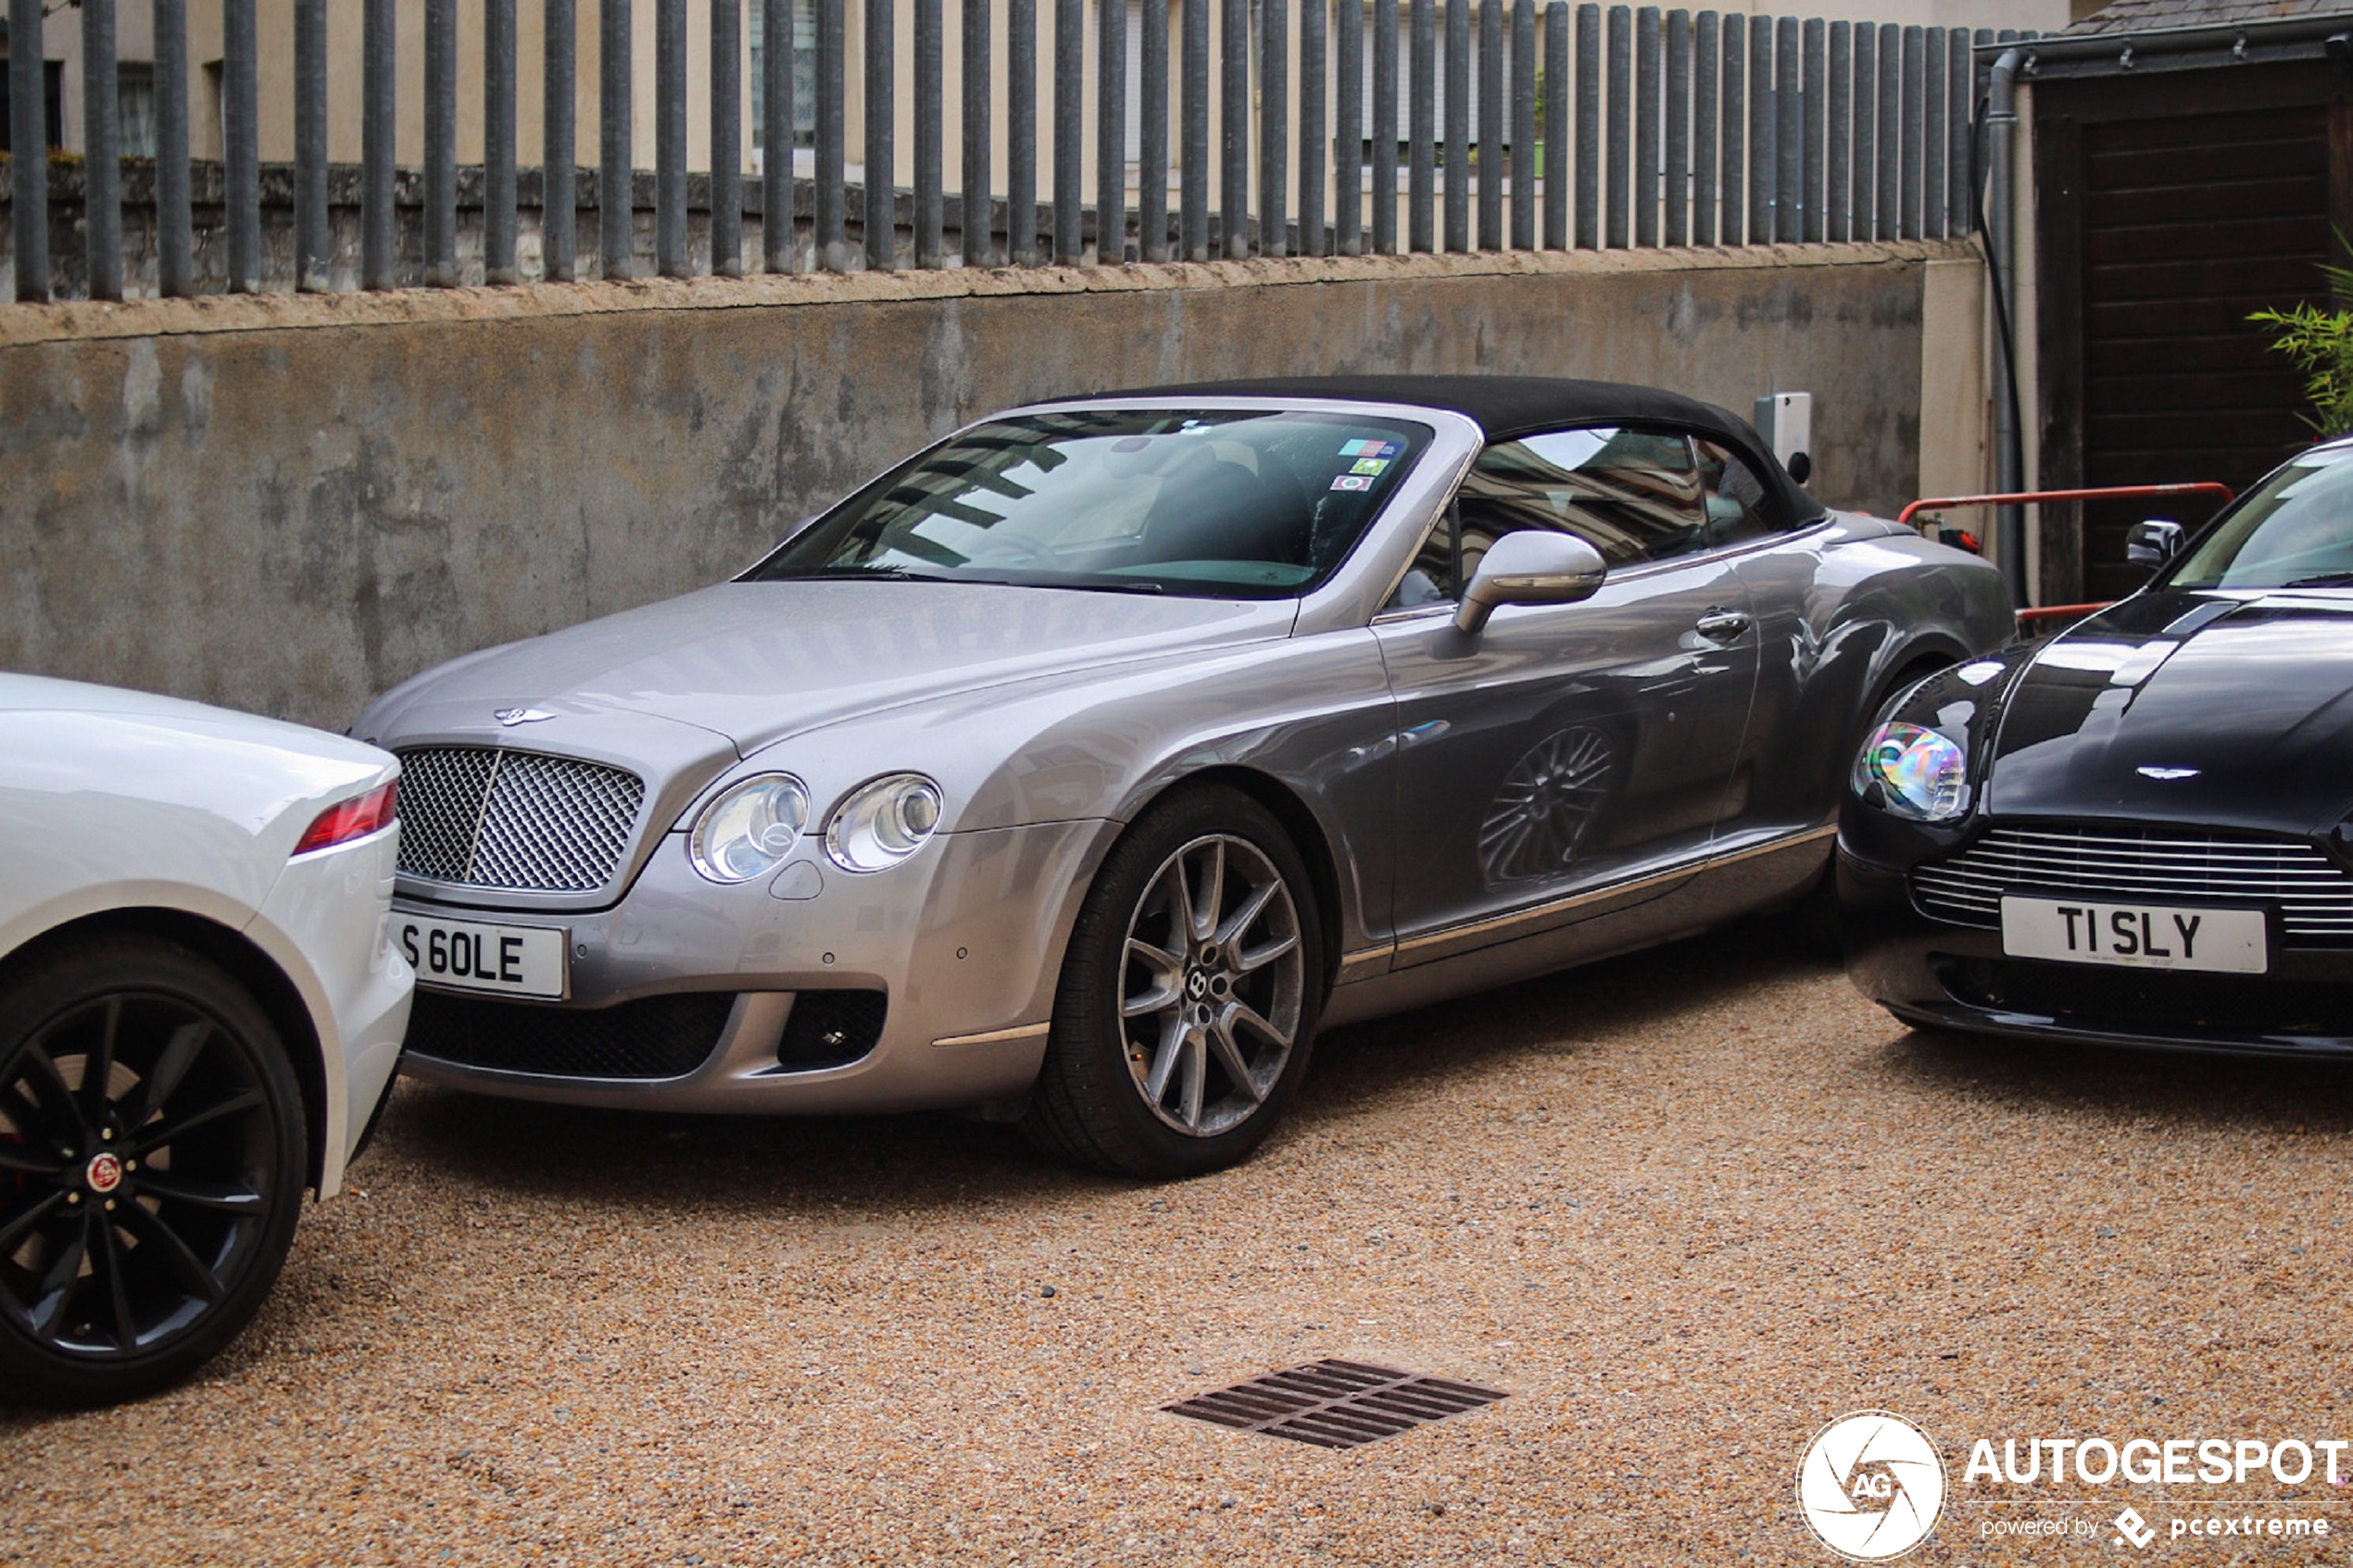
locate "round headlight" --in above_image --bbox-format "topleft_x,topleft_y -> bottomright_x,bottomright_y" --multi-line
824,772 -> 945,872
690,773 -> 812,883
1853,721 -> 1970,822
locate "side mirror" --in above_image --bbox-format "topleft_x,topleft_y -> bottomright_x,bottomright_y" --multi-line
2125,518 -> 2183,569
1454,531 -> 1608,635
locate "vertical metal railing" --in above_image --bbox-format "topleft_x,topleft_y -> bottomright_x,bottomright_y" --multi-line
546,0 -> 577,281
866,0 -> 895,270
1633,6 -> 1658,250
1258,0 -> 1284,257
1744,11 -> 1768,246
1662,7 -> 1688,249
1690,7 -> 1716,248
1009,0 -> 1038,265
1541,2 -> 1567,251
1183,0 -> 1212,260
425,0 -> 458,287
1602,4 -> 1627,251
5,1 -> 2027,301
1052,0 -> 1082,264
1336,0 -> 1363,256
818,0 -> 848,269
1509,0 -> 1535,252
1141,0 -> 1170,259
1718,12 -> 1742,245
82,0 -> 122,299
223,0 -> 259,291
1410,0 -> 1436,255
1825,19 -> 1849,243
963,0 -> 992,266
484,0 -> 518,284
1477,0 -> 1504,252
599,0 -> 632,276
1095,0 -> 1124,260
713,0 -> 744,273
914,0 -> 942,269
1302,0 -> 1328,258
1443,0 -> 1470,253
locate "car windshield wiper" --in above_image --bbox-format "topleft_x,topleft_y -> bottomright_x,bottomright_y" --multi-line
765,563 -> 958,583
2279,572 -> 2353,588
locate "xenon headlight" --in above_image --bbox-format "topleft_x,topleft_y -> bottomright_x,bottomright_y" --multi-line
1853,721 -> 1970,822
824,772 -> 945,872
690,773 -> 812,883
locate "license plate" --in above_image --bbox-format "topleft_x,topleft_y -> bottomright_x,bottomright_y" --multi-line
1999,897 -> 2267,975
395,912 -> 569,998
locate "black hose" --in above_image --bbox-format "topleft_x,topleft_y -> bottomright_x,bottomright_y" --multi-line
1971,90 -> 2030,606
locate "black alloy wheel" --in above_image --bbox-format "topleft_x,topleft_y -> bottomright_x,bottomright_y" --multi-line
1024,784 -> 1326,1179
0,935 -> 306,1407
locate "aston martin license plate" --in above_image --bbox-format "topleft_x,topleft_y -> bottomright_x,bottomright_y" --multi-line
1999,897 -> 2267,975
395,912 -> 569,998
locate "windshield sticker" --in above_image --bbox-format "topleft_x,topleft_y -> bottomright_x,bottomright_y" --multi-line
1331,474 -> 1374,492
1349,458 -> 1390,476
1338,438 -> 1402,458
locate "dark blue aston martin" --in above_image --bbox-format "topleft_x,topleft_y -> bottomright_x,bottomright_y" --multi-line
1842,435 -> 2353,1054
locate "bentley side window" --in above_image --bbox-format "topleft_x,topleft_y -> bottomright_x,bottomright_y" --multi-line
1454,427 -> 1709,579
1387,505 -> 1459,608
1694,437 -> 1781,546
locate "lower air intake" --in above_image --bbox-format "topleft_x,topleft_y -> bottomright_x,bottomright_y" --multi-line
777,990 -> 887,1071
405,990 -> 738,1079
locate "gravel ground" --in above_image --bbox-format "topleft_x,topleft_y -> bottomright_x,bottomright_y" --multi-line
8,921 -> 2353,1566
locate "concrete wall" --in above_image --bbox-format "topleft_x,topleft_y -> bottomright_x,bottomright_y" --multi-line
0,238 -> 1983,731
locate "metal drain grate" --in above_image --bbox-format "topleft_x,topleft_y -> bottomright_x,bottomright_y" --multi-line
1163,1360 -> 1507,1449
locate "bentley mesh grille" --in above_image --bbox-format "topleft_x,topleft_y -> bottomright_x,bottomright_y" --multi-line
395,746 -> 646,893
1911,825 -> 2353,942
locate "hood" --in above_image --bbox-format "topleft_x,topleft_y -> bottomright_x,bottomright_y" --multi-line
1987,589 -> 2353,834
359,580 -> 1298,756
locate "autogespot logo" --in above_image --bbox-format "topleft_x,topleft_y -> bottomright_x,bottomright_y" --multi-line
1797,1411 -> 1948,1562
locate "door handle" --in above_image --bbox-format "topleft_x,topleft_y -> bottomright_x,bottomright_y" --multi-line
1693,608 -> 1753,642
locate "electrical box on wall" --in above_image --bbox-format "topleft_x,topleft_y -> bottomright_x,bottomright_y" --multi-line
1754,392 -> 1812,485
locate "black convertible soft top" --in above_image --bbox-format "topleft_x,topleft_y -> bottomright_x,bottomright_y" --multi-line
1086,373 -> 1825,522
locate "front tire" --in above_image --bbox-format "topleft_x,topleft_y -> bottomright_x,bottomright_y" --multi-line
1024,786 -> 1326,1179
0,935 -> 308,1408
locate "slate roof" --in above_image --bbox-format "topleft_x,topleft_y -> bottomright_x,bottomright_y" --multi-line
2061,0 -> 2353,35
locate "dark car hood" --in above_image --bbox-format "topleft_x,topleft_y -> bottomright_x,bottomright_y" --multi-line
1987,589 -> 2353,834
359,579 -> 1298,756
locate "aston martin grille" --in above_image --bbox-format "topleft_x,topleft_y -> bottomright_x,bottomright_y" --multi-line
1912,825 -> 2353,942
395,746 -> 645,893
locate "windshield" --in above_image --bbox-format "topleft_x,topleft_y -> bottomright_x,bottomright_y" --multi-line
2167,445 -> 2353,591
745,408 -> 1434,599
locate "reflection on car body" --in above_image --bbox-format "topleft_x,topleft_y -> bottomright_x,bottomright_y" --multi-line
358,375 -> 2009,1177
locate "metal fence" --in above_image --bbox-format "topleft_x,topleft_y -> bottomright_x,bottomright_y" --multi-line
5,0 -> 2035,302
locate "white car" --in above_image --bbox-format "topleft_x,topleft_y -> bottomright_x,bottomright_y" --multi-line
0,675 -> 412,1405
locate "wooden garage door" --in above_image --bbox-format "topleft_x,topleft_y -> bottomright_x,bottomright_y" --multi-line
2077,104 -> 2329,602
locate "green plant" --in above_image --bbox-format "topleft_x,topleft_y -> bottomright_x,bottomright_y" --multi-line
2250,256 -> 2353,438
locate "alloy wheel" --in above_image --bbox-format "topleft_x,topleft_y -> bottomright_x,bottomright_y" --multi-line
1117,834 -> 1306,1138
0,992 -> 281,1362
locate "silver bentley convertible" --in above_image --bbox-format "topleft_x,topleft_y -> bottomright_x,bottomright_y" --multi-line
358,377 -> 2009,1176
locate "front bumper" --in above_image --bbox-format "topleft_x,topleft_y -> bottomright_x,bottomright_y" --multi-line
1841,847 -> 2353,1058
394,817 -> 1110,1112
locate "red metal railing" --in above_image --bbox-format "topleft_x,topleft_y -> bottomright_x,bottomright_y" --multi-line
1895,483 -> 2237,636
1895,481 -> 2235,533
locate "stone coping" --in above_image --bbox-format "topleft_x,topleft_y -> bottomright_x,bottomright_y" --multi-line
0,237 -> 1973,348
